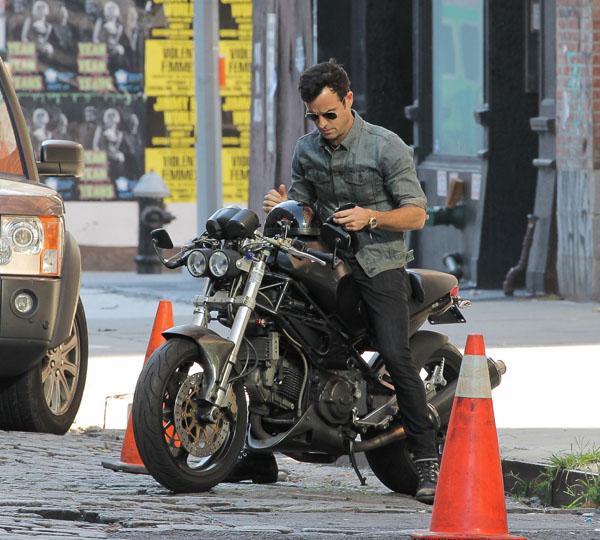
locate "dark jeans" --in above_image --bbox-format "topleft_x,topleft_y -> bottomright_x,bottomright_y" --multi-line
347,258 -> 437,460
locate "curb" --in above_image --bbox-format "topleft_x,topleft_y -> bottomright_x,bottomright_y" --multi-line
502,458 -> 598,507
334,455 -> 597,508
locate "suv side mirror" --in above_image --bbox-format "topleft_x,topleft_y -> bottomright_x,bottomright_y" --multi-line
37,140 -> 84,178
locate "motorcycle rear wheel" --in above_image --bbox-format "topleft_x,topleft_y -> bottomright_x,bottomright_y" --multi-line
132,337 -> 247,493
364,343 -> 462,495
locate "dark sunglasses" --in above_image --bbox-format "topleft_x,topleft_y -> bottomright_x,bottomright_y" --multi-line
305,111 -> 338,122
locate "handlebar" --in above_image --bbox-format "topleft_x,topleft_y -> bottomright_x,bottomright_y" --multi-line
155,231 -> 337,271
304,247 -> 335,266
286,244 -> 327,266
254,231 -> 328,266
151,239 -> 188,269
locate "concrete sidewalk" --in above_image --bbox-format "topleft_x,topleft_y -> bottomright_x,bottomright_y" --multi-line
77,271 -> 600,476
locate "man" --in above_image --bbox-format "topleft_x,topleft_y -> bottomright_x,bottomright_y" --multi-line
235,60 -> 437,503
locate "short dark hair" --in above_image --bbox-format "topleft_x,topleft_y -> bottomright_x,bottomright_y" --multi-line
298,59 -> 351,103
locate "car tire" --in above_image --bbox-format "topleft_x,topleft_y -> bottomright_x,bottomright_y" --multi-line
0,299 -> 88,434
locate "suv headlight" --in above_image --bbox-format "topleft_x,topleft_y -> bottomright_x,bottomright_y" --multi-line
0,216 -> 63,276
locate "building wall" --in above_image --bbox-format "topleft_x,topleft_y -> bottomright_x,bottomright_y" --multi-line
65,200 -> 196,270
555,0 -> 600,300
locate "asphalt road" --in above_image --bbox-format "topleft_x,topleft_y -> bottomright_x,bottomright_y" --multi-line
2,429 -> 599,539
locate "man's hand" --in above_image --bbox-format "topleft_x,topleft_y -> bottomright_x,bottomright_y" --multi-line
263,184 -> 288,213
335,205 -> 426,232
333,206 -> 372,231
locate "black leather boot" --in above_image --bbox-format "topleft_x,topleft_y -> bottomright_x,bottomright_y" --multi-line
224,449 -> 279,484
414,458 -> 439,504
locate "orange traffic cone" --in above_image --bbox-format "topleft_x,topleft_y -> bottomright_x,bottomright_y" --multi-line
101,300 -> 174,474
412,334 -> 526,540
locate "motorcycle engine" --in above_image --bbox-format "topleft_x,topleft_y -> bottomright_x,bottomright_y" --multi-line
315,371 -> 367,425
243,332 -> 305,413
242,332 -> 367,426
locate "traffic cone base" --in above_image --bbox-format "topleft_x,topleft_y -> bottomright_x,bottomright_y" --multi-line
411,533 -> 527,539
101,300 -> 173,475
101,412 -> 148,474
100,459 -> 148,475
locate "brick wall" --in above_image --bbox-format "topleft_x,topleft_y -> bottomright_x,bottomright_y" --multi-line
555,0 -> 600,300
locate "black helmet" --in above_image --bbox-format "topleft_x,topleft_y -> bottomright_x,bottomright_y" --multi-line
264,200 -> 321,237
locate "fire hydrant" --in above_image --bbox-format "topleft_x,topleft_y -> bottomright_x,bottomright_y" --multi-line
132,170 -> 175,274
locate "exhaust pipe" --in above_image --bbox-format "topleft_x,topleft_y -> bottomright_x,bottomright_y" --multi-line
354,357 -> 506,453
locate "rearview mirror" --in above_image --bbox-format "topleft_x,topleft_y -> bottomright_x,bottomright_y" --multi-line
37,140 -> 84,178
151,228 -> 173,249
320,222 -> 352,252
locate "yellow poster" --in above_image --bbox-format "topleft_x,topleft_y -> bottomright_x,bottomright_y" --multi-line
222,146 -> 249,203
219,40 -> 252,97
145,40 -> 195,97
219,0 -> 252,205
145,147 -> 196,203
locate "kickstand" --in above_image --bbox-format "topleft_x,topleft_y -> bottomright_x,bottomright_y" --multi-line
349,440 -> 367,486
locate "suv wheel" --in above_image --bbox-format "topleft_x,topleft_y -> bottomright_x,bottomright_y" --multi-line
0,299 -> 88,434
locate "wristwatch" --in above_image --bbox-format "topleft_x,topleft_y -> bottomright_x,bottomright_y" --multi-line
368,216 -> 378,230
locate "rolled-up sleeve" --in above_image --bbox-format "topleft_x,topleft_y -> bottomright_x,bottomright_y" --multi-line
288,141 -> 317,205
380,136 -> 427,210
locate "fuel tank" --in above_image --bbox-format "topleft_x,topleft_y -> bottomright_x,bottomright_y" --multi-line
274,240 -> 365,333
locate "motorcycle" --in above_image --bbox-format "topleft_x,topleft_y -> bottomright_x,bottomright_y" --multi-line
132,200 -> 505,494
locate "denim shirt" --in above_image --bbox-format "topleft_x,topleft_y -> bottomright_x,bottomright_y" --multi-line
288,112 -> 427,277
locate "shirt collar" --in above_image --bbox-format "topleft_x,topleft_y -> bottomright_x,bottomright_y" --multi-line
319,110 -> 363,152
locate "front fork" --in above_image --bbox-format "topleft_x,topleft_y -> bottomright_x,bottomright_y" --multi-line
197,256 -> 267,410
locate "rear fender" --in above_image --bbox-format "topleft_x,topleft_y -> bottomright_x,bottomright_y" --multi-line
162,325 -> 234,402
409,330 -> 450,365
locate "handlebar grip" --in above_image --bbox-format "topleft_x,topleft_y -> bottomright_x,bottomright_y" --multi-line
164,251 -> 187,269
305,248 -> 335,265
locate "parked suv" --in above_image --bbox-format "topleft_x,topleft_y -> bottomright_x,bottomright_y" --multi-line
0,57 -> 87,434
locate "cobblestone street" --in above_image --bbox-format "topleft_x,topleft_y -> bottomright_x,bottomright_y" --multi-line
0,429 -> 597,539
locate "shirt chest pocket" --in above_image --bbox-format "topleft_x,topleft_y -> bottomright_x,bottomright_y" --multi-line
306,169 -> 331,198
344,171 -> 377,206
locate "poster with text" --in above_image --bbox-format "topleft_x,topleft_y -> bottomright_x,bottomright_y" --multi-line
19,93 -> 144,200
7,0 -> 146,93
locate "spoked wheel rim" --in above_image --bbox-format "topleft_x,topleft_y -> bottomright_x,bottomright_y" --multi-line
161,360 -> 239,474
41,318 -> 81,416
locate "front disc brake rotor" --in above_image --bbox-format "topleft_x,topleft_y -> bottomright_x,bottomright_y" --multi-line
173,373 -> 236,457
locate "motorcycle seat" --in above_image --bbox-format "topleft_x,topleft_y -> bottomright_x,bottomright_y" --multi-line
407,269 -> 457,309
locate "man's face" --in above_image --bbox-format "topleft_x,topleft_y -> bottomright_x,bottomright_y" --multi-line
305,87 -> 354,146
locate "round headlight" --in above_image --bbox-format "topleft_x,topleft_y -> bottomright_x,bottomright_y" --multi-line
14,292 -> 35,314
186,249 -> 209,277
208,250 -> 229,278
6,219 -> 41,253
11,289 -> 37,317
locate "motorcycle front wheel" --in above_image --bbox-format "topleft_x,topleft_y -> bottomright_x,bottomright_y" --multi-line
364,343 -> 462,495
132,337 -> 247,493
